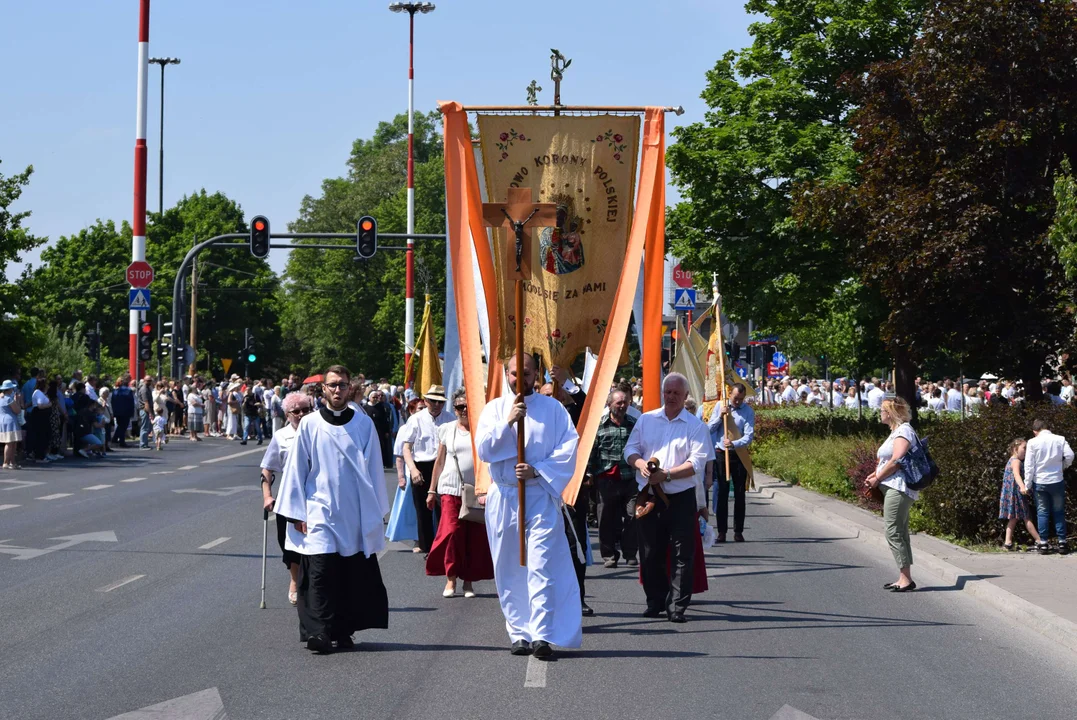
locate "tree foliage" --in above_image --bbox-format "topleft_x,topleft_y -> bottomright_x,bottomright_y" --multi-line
666,0 -> 926,339
798,0 -> 1077,395
0,160 -> 46,373
281,111 -> 446,379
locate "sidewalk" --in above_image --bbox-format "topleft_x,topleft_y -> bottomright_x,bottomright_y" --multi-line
753,472 -> 1077,655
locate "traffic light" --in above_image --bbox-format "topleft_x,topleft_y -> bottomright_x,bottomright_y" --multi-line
250,215 -> 270,258
86,331 -> 100,361
247,336 -> 257,364
139,321 -> 154,362
356,215 -> 377,259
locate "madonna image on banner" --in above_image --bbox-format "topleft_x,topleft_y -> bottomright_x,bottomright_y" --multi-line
478,114 -> 641,369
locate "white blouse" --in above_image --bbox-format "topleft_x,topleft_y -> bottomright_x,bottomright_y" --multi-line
434,421 -> 474,497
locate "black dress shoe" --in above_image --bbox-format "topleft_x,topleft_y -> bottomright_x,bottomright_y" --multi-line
306,634 -> 332,654
510,640 -> 532,656
733,532 -> 745,542
889,582 -> 917,593
532,640 -> 554,659
625,557 -> 638,567
581,601 -> 595,617
716,532 -> 727,543
602,558 -> 618,569
668,611 -> 687,624
642,608 -> 662,618
334,635 -> 355,650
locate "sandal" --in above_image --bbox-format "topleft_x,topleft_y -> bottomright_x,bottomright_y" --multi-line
1003,542 -> 1015,552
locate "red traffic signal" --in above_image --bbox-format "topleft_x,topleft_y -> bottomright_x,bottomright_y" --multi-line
250,215 -> 270,258
141,323 -> 153,335
356,215 -> 377,259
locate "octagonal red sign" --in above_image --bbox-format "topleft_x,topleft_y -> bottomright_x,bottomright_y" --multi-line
126,261 -> 154,289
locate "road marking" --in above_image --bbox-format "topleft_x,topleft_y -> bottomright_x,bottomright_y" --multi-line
199,536 -> 231,550
1,479 -> 46,490
84,484 -> 114,491
178,464 -> 198,470
153,471 -> 174,475
0,530 -> 117,561
201,447 -> 263,465
524,655 -> 547,688
36,493 -> 73,500
104,687 -> 225,720
120,477 -> 147,483
0,504 -> 20,511
96,574 -> 146,593
173,486 -> 253,497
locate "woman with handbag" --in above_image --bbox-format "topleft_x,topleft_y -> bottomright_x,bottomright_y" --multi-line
425,388 -> 494,598
865,396 -> 919,592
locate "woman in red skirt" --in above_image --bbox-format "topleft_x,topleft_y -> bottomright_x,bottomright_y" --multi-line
425,388 -> 494,598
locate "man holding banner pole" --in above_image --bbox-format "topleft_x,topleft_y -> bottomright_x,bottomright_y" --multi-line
709,384 -> 754,542
476,353 -> 581,659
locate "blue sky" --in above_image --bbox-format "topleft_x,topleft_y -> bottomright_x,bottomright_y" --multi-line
3,0 -> 754,279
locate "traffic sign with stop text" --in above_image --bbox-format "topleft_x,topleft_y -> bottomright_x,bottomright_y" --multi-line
126,261 -> 154,288
672,263 -> 694,289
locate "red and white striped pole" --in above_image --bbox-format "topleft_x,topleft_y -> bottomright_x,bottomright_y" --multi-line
403,9 -> 416,382
130,0 -> 150,379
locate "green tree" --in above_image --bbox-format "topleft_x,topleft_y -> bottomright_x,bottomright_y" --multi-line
281,111 -> 446,379
799,0 -> 1077,399
0,160 -> 46,373
666,0 -> 925,351
32,323 -> 91,379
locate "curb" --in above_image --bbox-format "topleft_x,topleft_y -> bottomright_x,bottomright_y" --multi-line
754,476 -> 1077,656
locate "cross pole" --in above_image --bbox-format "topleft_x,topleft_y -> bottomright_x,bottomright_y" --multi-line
482,187 -> 558,566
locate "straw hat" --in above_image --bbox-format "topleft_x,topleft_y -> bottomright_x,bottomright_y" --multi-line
423,384 -> 447,402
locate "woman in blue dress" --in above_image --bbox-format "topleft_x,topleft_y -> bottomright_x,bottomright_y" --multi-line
0,379 -> 26,469
999,438 -> 1042,550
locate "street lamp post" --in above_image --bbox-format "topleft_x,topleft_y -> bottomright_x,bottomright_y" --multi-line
388,1 -> 435,383
148,57 -> 180,217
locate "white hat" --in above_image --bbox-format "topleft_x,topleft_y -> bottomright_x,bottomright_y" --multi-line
423,384 -> 447,402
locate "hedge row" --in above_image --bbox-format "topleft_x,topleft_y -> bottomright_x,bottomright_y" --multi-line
753,404 -> 1077,543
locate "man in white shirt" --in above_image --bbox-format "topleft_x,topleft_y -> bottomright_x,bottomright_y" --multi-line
402,384 -> 454,553
779,380 -> 797,405
476,353 -> 581,659
1024,418 -> 1074,555
623,372 -> 713,624
866,382 -> 886,410
1061,379 -> 1074,403
275,365 -> 389,653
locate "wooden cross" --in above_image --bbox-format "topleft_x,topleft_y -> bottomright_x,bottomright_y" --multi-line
481,187 -> 557,565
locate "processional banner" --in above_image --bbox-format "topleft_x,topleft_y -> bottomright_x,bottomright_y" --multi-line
477,114 -> 640,368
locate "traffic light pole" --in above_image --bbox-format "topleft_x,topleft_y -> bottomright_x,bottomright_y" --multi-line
170,231 -> 444,379
95,322 -> 102,378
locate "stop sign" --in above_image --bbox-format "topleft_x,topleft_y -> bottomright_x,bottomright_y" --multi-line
126,261 -> 154,289
672,263 -> 693,289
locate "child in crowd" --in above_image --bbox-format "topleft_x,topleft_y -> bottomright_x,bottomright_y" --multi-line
1000,438 -> 1041,550
153,408 -> 168,451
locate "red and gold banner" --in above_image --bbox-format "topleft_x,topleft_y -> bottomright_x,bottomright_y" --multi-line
477,114 -> 640,368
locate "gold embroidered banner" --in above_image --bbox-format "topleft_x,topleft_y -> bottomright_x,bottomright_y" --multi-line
478,114 -> 640,368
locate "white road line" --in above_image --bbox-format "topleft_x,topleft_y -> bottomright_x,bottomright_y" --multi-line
36,493 -> 73,501
83,484 -> 113,491
153,471 -> 174,475
200,448 -> 263,465
96,574 -> 146,593
120,477 -> 146,483
0,504 -> 20,511
199,536 -> 231,550
524,656 -> 547,688
178,465 -> 198,470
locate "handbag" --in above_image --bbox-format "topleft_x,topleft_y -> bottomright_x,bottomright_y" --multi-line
898,431 -> 939,491
452,425 -> 485,524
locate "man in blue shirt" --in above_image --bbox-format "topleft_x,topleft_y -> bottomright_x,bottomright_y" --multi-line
707,384 -> 755,542
110,375 -> 136,447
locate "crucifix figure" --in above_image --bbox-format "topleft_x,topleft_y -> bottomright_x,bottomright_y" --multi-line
482,187 -> 557,565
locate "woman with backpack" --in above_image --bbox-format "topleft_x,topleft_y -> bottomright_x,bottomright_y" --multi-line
865,396 -> 920,592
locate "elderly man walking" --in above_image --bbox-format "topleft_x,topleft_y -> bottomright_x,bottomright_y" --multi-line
624,373 -> 713,623
1025,418 -> 1074,555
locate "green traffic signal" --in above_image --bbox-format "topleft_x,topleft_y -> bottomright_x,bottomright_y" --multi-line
247,353 -> 257,363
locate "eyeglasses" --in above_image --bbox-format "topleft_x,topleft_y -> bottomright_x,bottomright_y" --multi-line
289,408 -> 312,416
427,399 -> 445,405
323,382 -> 349,391
453,404 -> 468,412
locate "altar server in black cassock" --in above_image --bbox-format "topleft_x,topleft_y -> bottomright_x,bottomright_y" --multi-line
275,365 -> 390,654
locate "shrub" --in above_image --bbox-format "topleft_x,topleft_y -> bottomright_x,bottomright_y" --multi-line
845,439 -> 882,511
754,435 -> 869,502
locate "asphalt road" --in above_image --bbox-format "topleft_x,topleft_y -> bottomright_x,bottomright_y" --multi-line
2,438 -> 1075,720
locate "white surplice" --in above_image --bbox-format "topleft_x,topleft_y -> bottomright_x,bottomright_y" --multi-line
275,410 -> 389,558
475,392 -> 582,648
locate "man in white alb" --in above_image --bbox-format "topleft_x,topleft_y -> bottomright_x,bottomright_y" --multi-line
402,384 -> 454,553
275,365 -> 390,654
624,373 -> 712,623
476,353 -> 580,660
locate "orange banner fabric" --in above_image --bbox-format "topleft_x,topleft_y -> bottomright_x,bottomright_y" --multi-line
563,108 -> 666,505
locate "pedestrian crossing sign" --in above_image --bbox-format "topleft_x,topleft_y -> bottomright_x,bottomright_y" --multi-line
128,288 -> 151,311
673,288 -> 696,310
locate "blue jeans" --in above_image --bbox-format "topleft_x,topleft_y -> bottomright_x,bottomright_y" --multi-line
242,414 -> 263,442
1035,482 -> 1067,543
139,409 -> 153,447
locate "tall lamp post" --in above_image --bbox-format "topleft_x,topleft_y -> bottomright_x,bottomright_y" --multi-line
388,1 -> 435,383
148,56 -> 180,217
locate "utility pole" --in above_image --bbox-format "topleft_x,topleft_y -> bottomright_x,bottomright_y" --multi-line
244,327 -> 250,378
156,314 -> 163,379
189,255 -> 198,376
95,321 -> 102,378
